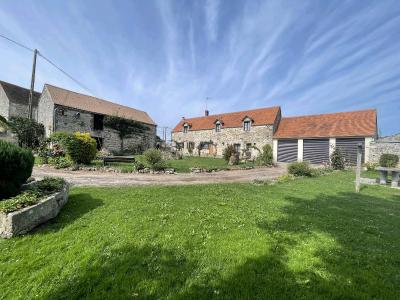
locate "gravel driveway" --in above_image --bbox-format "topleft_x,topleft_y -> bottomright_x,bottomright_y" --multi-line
33,165 -> 287,187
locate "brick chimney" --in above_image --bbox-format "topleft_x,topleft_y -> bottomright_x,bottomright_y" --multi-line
205,110 -> 209,116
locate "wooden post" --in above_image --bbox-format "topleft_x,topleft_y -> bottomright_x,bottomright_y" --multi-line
355,143 -> 362,192
28,49 -> 38,119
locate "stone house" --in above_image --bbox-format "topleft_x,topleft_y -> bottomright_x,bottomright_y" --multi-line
172,107 -> 281,157
172,107 -> 377,164
369,134 -> 400,166
37,84 -> 156,153
0,80 -> 41,120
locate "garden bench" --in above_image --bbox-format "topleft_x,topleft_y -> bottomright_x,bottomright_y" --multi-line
103,156 -> 136,166
376,167 -> 400,188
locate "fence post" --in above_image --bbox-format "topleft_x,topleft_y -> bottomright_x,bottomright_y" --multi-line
355,143 -> 362,193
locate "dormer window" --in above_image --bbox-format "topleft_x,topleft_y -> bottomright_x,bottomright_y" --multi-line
215,121 -> 221,132
183,124 -> 189,133
243,119 -> 251,131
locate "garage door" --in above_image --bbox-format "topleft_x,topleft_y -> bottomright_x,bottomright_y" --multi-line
336,138 -> 365,165
277,139 -> 298,162
303,139 -> 330,164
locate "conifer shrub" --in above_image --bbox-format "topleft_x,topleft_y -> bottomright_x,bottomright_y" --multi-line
0,140 -> 34,199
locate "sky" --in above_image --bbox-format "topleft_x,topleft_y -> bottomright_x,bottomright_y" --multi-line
0,0 -> 399,136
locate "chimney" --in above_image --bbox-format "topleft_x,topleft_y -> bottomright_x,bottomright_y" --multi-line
205,110 -> 209,116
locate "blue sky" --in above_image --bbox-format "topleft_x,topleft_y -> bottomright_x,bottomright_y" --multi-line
0,0 -> 399,135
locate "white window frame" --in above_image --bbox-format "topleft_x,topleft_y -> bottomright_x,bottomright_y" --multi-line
183,124 -> 189,133
215,121 -> 221,132
243,120 -> 251,131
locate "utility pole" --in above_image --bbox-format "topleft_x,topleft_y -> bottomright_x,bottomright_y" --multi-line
28,49 -> 38,119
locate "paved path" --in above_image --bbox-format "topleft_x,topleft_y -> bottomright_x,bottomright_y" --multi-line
33,165 -> 287,187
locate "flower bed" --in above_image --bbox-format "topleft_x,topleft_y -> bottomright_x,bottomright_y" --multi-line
0,177 -> 68,238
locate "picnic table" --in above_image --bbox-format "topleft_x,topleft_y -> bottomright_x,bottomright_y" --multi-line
376,167 -> 400,188
103,156 -> 136,166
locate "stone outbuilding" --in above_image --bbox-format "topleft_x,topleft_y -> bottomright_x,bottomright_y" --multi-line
0,80 -> 41,120
37,84 -> 156,153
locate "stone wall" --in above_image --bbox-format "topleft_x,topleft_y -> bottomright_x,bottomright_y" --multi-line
37,87 -> 55,137
369,140 -> 400,166
53,105 -> 156,153
0,85 -> 9,119
172,125 -> 274,157
9,100 -> 38,120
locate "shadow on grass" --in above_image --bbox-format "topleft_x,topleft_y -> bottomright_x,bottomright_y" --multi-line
33,193 -> 104,234
44,244 -> 197,299
44,191 -> 400,299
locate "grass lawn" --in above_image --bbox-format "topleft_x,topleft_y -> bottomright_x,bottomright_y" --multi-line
1,172 -> 399,299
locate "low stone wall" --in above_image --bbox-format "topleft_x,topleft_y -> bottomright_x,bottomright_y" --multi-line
0,183 -> 69,238
369,141 -> 400,166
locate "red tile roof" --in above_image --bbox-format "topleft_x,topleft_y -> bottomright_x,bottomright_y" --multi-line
172,106 -> 281,132
45,84 -> 156,125
274,109 -> 377,138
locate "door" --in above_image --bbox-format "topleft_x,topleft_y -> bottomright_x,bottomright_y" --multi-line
303,139 -> 330,164
277,139 -> 298,162
336,138 -> 365,165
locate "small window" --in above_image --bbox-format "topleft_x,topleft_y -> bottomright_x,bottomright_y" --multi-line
183,125 -> 188,133
93,114 -> 104,130
234,143 -> 241,153
187,142 -> 194,149
176,142 -> 184,150
243,120 -> 251,131
215,122 -> 221,132
92,136 -> 103,150
246,143 -> 252,150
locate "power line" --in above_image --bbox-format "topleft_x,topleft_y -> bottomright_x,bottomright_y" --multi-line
0,33 -> 34,52
0,32 -> 95,96
38,52 -> 95,96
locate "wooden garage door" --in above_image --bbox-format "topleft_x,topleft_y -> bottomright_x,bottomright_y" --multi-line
277,139 -> 298,162
303,139 -> 329,164
336,138 -> 365,165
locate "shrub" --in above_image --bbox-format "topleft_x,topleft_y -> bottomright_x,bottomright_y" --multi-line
37,138 -> 51,164
276,173 -> 295,183
257,144 -> 273,166
228,153 -> 239,165
133,161 -> 145,171
8,116 -> 45,149
330,148 -> 345,170
364,162 -> 378,171
144,149 -> 164,170
288,161 -> 313,177
0,140 -> 34,199
379,154 -> 399,168
50,131 -> 73,147
65,132 -> 97,164
48,156 -> 72,169
223,145 -> 236,162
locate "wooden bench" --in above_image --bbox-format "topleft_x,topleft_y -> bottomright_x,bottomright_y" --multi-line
103,156 -> 136,166
376,167 -> 400,188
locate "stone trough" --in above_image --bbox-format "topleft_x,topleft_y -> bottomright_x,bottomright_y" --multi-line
0,182 -> 69,238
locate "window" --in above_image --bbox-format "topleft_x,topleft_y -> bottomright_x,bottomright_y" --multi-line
93,114 -> 104,130
187,142 -> 195,149
92,136 -> 103,150
183,125 -> 188,133
176,142 -> 184,150
234,143 -> 241,153
215,122 -> 221,132
243,120 -> 251,131
246,143 -> 252,150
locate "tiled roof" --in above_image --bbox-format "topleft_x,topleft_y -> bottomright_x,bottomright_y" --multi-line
172,106 -> 281,132
0,80 -> 41,106
45,84 -> 156,125
274,109 -> 377,138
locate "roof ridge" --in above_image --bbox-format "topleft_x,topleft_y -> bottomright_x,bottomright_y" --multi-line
44,83 -> 148,114
280,108 -> 376,120
0,80 -> 41,95
182,106 -> 280,120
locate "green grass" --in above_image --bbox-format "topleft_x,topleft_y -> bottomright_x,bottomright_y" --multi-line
1,172 -> 399,299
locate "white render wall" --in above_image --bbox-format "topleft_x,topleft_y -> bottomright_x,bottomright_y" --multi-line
172,125 -> 274,157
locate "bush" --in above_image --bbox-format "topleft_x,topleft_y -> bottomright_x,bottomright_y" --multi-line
223,145 -> 236,162
8,116 -> 45,149
257,144 -> 273,166
0,140 -> 34,199
276,173 -> 295,183
144,149 -> 164,170
330,148 -> 345,170
133,161 -> 145,171
48,156 -> 72,169
50,131 -> 73,147
288,161 -> 313,177
364,162 -> 378,171
379,154 -> 399,168
64,132 -> 97,165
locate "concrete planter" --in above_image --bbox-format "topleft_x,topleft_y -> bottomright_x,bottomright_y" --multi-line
0,183 -> 69,238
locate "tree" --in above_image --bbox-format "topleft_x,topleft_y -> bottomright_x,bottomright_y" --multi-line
330,147 -> 345,170
104,116 -> 149,151
8,116 -> 44,149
